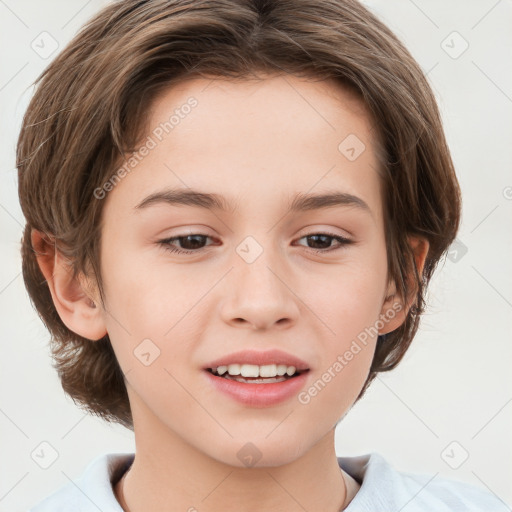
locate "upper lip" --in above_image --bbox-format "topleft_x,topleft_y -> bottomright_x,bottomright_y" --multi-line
204,349 -> 310,371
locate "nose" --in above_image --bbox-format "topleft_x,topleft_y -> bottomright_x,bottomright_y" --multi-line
219,249 -> 300,331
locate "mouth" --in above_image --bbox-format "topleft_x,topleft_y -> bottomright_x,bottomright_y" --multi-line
206,364 -> 309,384
202,349 -> 311,406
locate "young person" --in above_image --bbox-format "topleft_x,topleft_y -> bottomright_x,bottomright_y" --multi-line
17,0 -> 506,510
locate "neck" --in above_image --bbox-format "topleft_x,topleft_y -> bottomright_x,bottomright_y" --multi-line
117,430 -> 350,512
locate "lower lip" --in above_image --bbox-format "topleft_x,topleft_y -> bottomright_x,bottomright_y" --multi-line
203,370 -> 309,407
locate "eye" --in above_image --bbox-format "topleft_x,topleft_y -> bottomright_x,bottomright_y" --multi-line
157,231 -> 354,256
295,232 -> 354,252
157,234 -> 216,255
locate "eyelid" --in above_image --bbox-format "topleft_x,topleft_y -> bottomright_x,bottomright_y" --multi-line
295,224 -> 354,241
158,227 -> 353,244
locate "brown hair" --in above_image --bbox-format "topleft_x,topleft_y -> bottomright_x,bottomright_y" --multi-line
17,0 -> 461,430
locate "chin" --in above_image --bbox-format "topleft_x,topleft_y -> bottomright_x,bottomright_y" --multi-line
203,434 -> 313,469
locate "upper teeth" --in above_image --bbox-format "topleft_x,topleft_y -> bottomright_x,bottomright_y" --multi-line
214,364 -> 297,378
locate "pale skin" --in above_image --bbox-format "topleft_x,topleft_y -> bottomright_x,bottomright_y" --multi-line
33,73 -> 429,511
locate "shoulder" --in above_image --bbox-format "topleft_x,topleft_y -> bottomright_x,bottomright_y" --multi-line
338,452 -> 509,512
28,452 -> 134,512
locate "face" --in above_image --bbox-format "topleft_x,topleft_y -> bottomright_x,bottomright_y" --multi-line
96,74 -> 399,467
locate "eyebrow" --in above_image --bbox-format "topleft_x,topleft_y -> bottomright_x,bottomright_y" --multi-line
133,188 -> 371,215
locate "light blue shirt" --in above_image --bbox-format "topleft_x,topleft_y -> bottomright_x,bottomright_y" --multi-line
28,452 -> 509,511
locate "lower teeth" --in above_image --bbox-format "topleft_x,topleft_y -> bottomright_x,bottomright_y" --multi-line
220,374 -> 291,384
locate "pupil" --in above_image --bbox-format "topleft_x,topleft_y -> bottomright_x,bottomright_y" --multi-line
181,235 -> 205,250
308,234 -> 330,249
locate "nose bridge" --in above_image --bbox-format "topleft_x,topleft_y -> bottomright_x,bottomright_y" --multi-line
220,237 -> 299,329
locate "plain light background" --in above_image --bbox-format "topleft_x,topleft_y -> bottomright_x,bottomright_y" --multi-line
0,0 -> 511,510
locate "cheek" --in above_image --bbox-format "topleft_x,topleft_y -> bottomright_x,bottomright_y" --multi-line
301,253 -> 388,338
298,251 -> 386,395
101,245 -> 190,328
98,252 -> 196,376
296,309 -> 377,423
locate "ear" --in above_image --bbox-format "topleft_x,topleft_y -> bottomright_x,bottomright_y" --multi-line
31,229 -> 108,341
378,236 -> 429,335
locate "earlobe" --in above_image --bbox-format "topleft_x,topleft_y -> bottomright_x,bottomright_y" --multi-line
378,236 -> 430,336
31,229 -> 108,341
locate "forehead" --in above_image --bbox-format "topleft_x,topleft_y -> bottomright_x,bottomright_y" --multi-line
147,73 -> 375,149
103,73 -> 382,218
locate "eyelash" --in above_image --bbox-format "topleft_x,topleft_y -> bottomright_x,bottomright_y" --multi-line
157,232 -> 354,255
